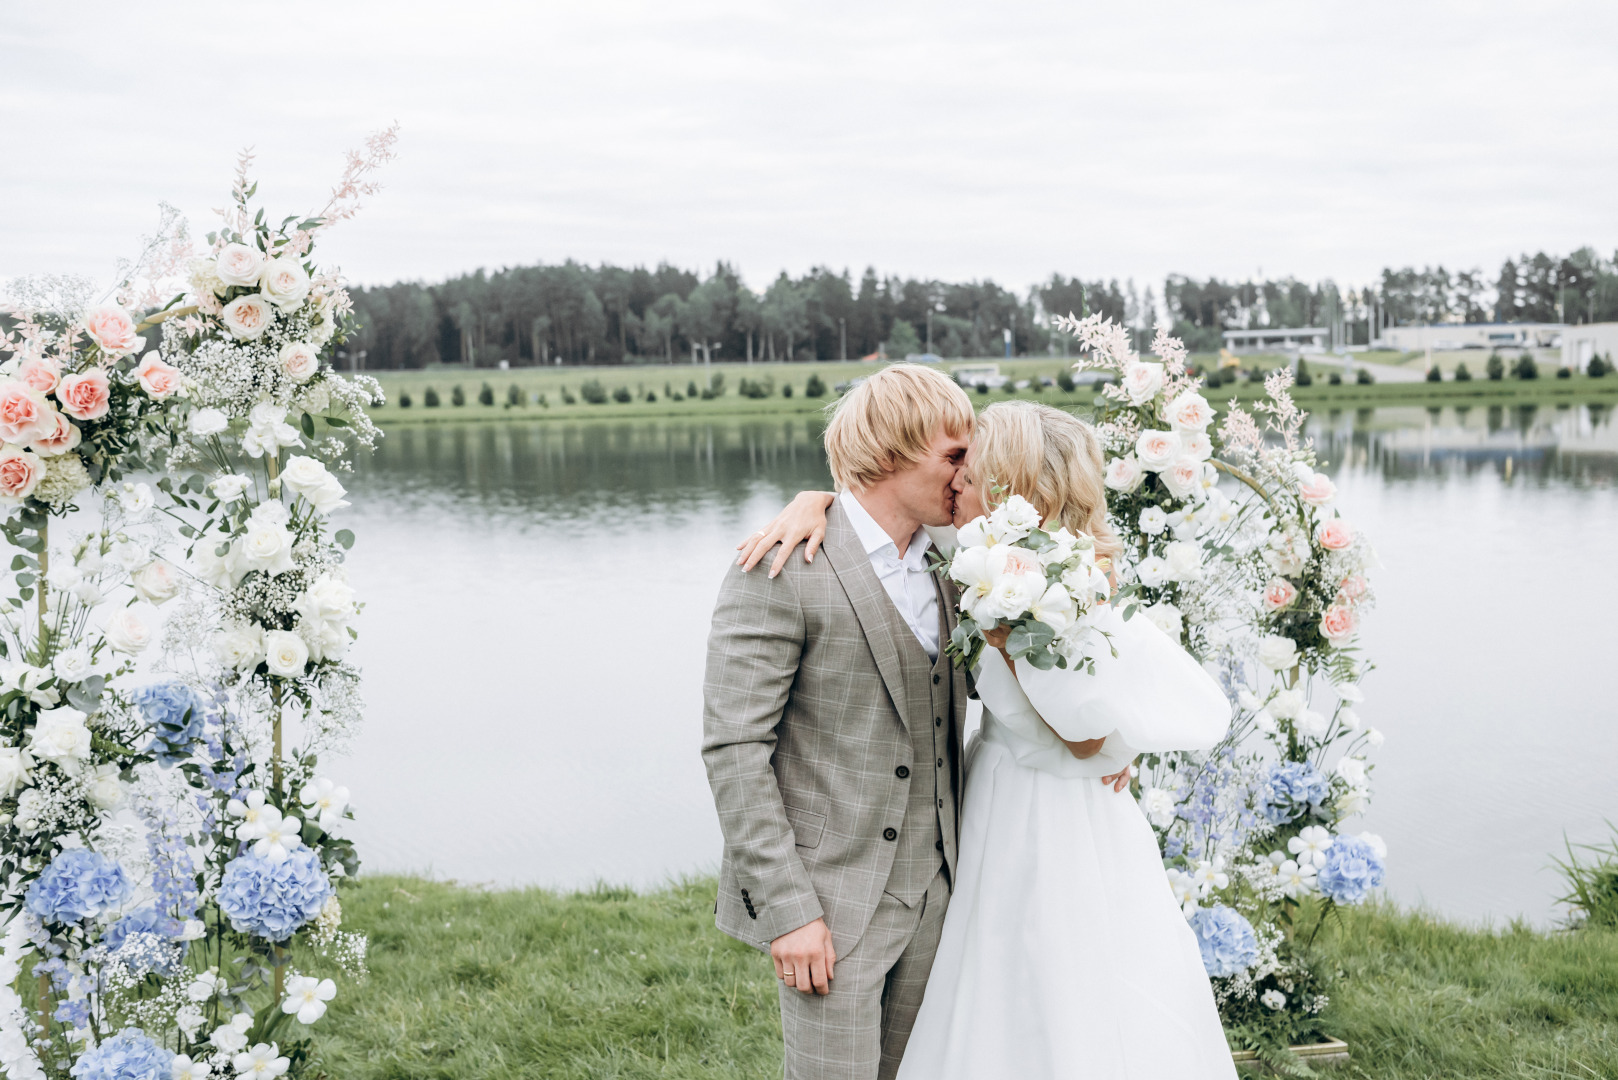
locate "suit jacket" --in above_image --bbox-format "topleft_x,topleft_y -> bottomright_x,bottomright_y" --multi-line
701,500 -> 970,954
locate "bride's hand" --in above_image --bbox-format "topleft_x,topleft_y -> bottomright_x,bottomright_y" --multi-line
736,490 -> 836,577
1100,758 -> 1137,793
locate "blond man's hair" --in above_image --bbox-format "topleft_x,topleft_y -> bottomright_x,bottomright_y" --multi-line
969,400 -> 1122,563
823,364 -> 974,490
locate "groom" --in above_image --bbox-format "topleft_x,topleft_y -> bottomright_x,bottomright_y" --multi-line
702,364 -> 975,1080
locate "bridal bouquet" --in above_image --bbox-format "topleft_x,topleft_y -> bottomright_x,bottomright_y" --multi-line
943,493 -> 1115,672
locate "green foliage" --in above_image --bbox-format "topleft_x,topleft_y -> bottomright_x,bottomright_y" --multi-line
423,386 -> 440,407
687,380 -> 700,399
1056,371 -> 1076,393
885,317 -> 921,357
579,379 -> 608,405
398,391 -> 412,408
1454,362 -> 1472,381
1328,372 -> 1342,385
1590,355 -> 1610,377
1295,358 -> 1312,387
612,386 -> 633,403
1425,366 -> 1442,382
803,373 -> 826,398
781,383 -> 793,398
1554,825 -> 1618,930
506,384 -> 522,407
1486,353 -> 1505,380
1247,367 -> 1269,385
560,386 -> 577,405
645,390 -> 657,402
737,376 -> 775,399
709,373 -> 726,396
1556,366 -> 1573,379
450,385 -> 466,406
975,381 -> 990,395
1355,367 -> 1375,385
1513,353 -> 1540,380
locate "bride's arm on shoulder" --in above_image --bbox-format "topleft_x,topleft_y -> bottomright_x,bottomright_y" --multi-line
735,490 -> 836,577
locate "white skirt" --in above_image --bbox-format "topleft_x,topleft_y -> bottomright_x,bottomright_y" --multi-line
895,728 -> 1238,1080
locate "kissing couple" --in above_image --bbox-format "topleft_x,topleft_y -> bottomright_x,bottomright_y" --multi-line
701,364 -> 1239,1079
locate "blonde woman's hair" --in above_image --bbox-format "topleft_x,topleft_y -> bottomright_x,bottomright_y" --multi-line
824,364 -> 974,490
969,400 -> 1122,563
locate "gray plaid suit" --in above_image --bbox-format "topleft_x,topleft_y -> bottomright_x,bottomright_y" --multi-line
702,501 -> 969,1079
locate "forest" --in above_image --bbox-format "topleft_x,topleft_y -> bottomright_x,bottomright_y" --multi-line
340,248 -> 1618,369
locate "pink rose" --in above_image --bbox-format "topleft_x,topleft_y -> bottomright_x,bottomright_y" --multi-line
1001,548 -> 1043,578
1319,604 -> 1358,644
1299,472 -> 1336,507
29,411 -> 81,457
82,305 -> 144,356
17,357 -> 61,395
215,243 -> 265,288
1337,574 -> 1369,604
278,342 -> 319,382
1316,518 -> 1354,551
56,371 -> 111,421
1166,391 -> 1214,431
0,383 -> 54,444
220,295 -> 274,340
1161,457 -> 1203,500
135,353 -> 183,400
1262,577 -> 1298,611
1134,428 -> 1181,471
0,447 -> 44,502
1104,455 -> 1143,493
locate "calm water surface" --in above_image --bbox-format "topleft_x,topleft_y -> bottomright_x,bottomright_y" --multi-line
329,402 -> 1618,926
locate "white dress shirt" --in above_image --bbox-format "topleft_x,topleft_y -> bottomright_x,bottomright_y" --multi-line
840,490 -> 940,660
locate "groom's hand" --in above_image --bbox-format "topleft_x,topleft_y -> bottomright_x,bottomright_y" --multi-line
771,917 -> 836,995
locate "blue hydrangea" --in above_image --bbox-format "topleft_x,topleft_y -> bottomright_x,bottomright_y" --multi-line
218,847 -> 331,942
132,681 -> 208,766
1189,903 -> 1259,977
101,906 -> 188,974
1261,761 -> 1330,825
25,849 -> 132,925
68,1028 -> 172,1080
1316,835 -> 1386,905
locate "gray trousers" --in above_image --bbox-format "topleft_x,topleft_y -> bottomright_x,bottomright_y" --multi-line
778,870 -> 950,1080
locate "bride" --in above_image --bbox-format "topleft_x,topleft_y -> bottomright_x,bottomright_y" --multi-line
740,400 -> 1238,1079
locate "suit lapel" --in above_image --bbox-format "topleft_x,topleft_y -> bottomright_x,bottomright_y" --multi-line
821,501 -> 913,732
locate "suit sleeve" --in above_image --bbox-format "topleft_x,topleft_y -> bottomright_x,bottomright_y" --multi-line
701,561 -> 824,942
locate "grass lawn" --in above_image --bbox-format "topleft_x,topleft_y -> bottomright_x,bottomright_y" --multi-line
1205,372 -> 1618,408
311,875 -> 1618,1079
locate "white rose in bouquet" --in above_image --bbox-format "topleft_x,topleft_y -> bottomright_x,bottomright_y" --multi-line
1104,455 -> 1144,493
189,407 -> 229,437
215,243 -> 265,287
0,746 -> 33,797
87,763 -> 126,811
239,521 -> 296,576
195,537 -> 246,590
221,295 -> 274,341
979,555 -> 1045,623
131,560 -> 181,605
986,494 -> 1041,543
1121,360 -> 1164,405
282,456 -> 349,513
278,342 -> 319,382
209,474 -> 252,503
1141,601 -> 1184,640
1296,709 -> 1330,739
1134,429 -> 1180,472
28,706 -> 92,774
1257,634 -> 1299,671
296,575 -> 357,661
216,624 -> 265,670
1179,431 -> 1213,461
105,609 -> 152,654
259,257 -> 311,310
51,646 -> 94,684
1164,540 -> 1203,582
1135,555 -> 1170,588
1165,391 -> 1214,431
241,402 -> 302,458
1268,688 -> 1304,719
264,629 -> 310,677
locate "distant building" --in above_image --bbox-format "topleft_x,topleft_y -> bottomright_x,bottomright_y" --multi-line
1373,323 -> 1564,351
1222,327 -> 1328,353
1562,323 -> 1618,371
952,363 -> 1006,388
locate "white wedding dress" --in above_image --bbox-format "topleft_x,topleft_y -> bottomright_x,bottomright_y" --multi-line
895,605 -> 1239,1080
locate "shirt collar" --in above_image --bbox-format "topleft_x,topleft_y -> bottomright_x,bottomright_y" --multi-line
840,490 -> 930,566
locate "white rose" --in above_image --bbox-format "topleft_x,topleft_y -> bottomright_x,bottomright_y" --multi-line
283,456 -> 349,514
298,618 -> 349,663
220,295 -> 274,341
1104,455 -> 1144,493
259,258 -> 311,310
210,1014 -> 253,1055
189,408 -> 229,437
1160,457 -> 1203,501
1164,540 -> 1203,582
297,574 -> 356,626
1179,431 -> 1213,461
263,629 -> 310,677
994,495 -> 1042,534
249,499 -> 291,527
51,646 -> 94,684
307,477 -> 349,514
1366,727 -> 1385,747
238,525 -> 296,576
215,624 -> 265,670
104,609 -> 152,654
209,474 -> 252,503
1256,634 -> 1299,671
954,517 -> 990,550
1166,391 -> 1214,431
1141,601 -> 1184,640
1268,688 -> 1304,720
0,746 -> 33,798
118,482 -> 154,519
28,706 -> 92,774
1134,429 -> 1180,472
1140,787 -> 1178,829
1335,757 -> 1368,787
278,341 -> 319,382
195,539 -> 245,590
215,244 -> 265,287
87,763 -> 125,811
131,560 -> 181,605
1121,361 -> 1164,405
1135,555 -> 1170,588
1139,507 -> 1168,536
1296,709 -> 1330,739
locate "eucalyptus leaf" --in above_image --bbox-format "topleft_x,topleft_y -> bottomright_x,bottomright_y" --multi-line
300,413 -> 316,438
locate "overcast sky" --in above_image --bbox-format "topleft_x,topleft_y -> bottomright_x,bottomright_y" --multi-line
4,0 -> 1615,297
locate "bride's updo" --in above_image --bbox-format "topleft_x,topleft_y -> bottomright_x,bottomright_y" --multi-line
970,400 -> 1122,564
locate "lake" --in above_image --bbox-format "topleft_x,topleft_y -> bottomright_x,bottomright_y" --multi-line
329,401 -> 1618,927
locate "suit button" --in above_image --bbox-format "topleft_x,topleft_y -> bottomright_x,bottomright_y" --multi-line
895,765 -> 910,779
740,888 -> 750,899
935,717 -> 943,727
933,673 -> 941,684
937,758 -> 944,768
936,840 -> 944,851
883,827 -> 898,842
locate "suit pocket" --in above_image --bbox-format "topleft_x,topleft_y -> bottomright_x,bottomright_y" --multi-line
783,804 -> 826,850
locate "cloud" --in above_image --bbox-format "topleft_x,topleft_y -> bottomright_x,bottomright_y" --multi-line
3,0 -> 1615,293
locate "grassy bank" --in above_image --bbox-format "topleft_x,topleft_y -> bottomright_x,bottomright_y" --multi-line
311,876 -> 1618,1079
358,357 -> 1616,428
